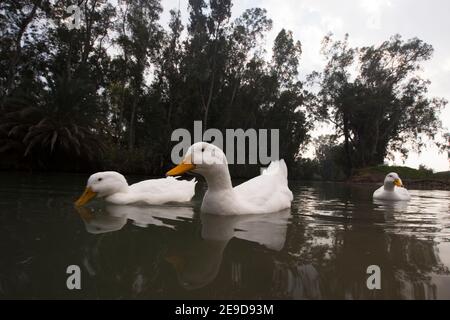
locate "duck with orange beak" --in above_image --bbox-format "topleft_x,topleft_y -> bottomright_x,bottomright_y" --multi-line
75,171 -> 196,206
166,142 -> 293,215
373,172 -> 411,201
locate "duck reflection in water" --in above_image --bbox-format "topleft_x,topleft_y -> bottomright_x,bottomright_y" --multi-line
76,204 -> 195,234
373,199 -> 410,212
166,210 -> 292,290
74,204 -> 197,298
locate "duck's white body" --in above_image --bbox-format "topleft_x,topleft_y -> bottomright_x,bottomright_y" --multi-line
75,171 -> 196,206
106,176 -> 197,205
373,185 -> 411,201
373,172 -> 411,201
167,142 -> 293,215
201,160 -> 293,214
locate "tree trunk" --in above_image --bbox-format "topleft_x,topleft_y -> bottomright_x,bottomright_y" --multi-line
224,79 -> 239,127
203,73 -> 215,129
203,32 -> 220,129
343,112 -> 352,177
129,99 -> 137,150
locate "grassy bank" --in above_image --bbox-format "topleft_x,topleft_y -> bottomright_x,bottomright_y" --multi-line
350,165 -> 450,190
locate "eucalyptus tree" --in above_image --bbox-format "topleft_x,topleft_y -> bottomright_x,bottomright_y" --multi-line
1,0 -> 313,174
0,0 -> 116,170
313,34 -> 446,173
113,0 -> 163,151
0,0 -> 49,108
270,28 -> 309,166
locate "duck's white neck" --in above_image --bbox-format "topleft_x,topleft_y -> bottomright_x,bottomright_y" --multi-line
383,181 -> 395,191
104,185 -> 133,205
101,184 -> 129,198
202,164 -> 233,192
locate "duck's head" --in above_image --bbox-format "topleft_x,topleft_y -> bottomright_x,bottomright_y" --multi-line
384,172 -> 404,188
166,142 -> 228,177
75,171 -> 129,206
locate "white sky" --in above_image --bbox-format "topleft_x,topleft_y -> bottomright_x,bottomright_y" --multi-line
159,0 -> 450,172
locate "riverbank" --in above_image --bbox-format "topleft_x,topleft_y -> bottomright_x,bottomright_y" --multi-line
1,164 -> 449,190
349,166 -> 450,190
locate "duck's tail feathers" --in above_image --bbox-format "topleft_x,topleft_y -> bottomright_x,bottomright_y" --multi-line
261,159 -> 288,179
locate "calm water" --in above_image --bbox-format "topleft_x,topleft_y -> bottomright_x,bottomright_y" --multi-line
0,172 -> 449,299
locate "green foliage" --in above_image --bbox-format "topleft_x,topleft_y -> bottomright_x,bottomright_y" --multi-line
0,1 -> 444,177
0,75 -> 106,170
291,158 -> 320,181
311,33 -> 447,174
313,135 -> 347,181
356,165 -> 442,180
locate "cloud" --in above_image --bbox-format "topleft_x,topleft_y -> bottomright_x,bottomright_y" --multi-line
360,0 -> 392,29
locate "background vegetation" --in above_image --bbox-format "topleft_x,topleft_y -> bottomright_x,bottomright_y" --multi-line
0,0 -> 447,179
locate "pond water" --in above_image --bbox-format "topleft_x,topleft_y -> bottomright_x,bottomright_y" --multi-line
0,172 -> 449,299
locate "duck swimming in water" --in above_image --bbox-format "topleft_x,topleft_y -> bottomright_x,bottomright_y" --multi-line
373,172 -> 411,201
75,171 -> 196,206
166,142 -> 293,215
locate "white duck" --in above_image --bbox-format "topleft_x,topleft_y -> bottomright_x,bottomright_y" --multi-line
75,171 -> 196,206
373,172 -> 411,201
166,142 -> 293,214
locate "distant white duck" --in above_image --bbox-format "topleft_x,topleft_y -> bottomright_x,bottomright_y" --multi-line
166,142 -> 293,214
373,172 -> 411,201
75,171 -> 196,206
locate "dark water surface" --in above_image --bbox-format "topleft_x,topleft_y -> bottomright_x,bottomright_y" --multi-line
1,172 -> 449,299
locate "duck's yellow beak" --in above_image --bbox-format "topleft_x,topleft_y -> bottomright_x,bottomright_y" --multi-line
394,178 -> 403,187
166,162 -> 196,176
75,187 -> 97,207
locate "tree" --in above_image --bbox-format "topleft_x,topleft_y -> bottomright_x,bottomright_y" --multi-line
272,29 -> 302,87
0,0 -> 43,107
114,0 -> 163,150
313,34 -> 447,173
0,0 -> 312,175
0,0 -> 115,170
313,135 -> 346,181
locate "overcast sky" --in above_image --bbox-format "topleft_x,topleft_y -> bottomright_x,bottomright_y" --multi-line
159,0 -> 450,171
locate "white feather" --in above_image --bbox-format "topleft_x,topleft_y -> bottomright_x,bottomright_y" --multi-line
84,171 -> 197,205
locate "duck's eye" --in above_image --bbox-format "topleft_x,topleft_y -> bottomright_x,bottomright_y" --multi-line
201,148 -> 205,152
98,178 -> 103,182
